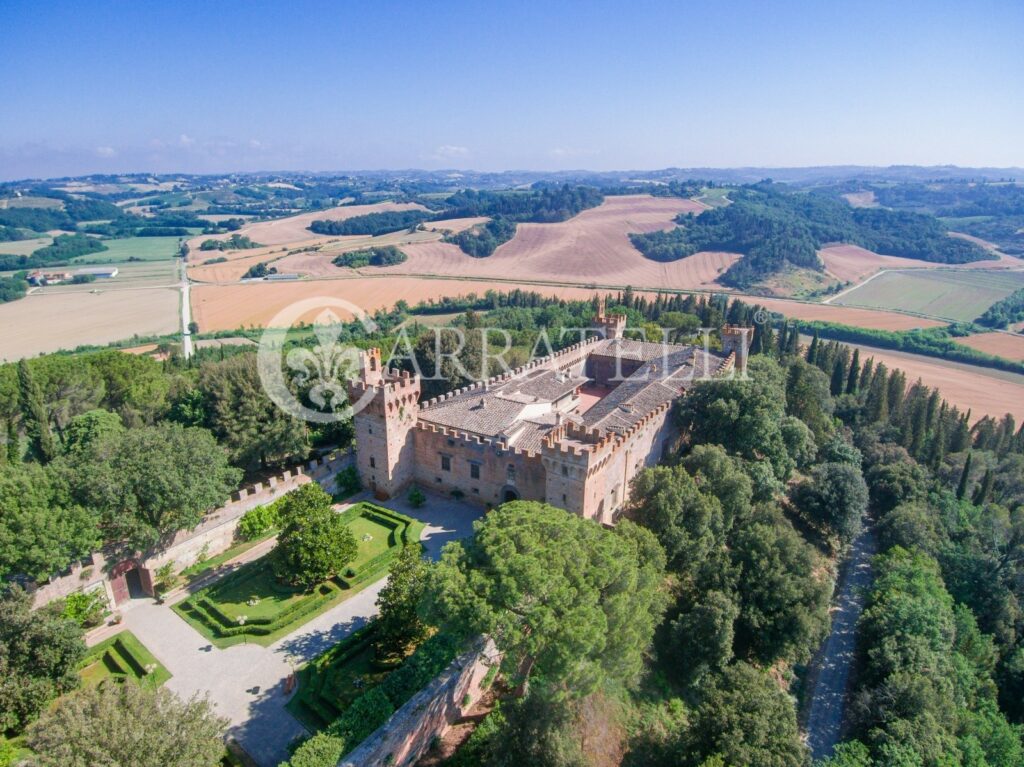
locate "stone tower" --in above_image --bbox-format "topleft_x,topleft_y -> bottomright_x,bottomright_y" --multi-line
594,297 -> 626,340
721,325 -> 754,374
347,348 -> 420,499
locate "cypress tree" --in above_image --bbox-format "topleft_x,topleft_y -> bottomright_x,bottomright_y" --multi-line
956,452 -> 973,500
17,359 -> 56,464
830,357 -> 846,397
866,364 -> 889,422
859,358 -> 874,394
777,323 -> 789,356
972,468 -> 994,506
5,416 -> 17,463
950,414 -> 971,453
806,330 -> 820,365
846,348 -> 861,394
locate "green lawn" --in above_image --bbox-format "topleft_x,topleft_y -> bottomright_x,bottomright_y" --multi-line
79,630 -> 171,688
72,236 -> 183,263
173,503 -> 422,647
833,269 -> 1024,322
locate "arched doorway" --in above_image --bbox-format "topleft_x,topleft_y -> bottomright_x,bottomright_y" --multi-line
502,487 -> 520,504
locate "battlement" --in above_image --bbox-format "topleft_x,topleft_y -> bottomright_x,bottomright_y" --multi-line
414,420 -> 544,458
418,337 -> 600,410
720,325 -> 753,373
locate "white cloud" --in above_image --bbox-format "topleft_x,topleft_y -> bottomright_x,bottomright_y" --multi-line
432,144 -> 469,159
94,146 -> 116,158
179,133 -> 195,147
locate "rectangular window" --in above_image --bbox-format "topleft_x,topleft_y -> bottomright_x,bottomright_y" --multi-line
441,455 -> 451,472
470,463 -> 480,479
369,456 -> 375,468
561,465 -> 568,477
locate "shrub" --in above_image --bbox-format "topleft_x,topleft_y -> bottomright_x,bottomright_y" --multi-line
333,466 -> 361,500
237,500 -> 282,541
60,590 -> 107,628
286,733 -> 346,767
407,487 -> 426,508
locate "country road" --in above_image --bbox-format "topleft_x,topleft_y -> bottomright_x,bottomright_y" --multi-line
803,517 -> 877,761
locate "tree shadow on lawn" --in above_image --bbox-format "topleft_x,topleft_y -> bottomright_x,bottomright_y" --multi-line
273,615 -> 371,665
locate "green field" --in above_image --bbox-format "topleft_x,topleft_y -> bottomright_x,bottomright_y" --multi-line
0,235 -> 53,257
79,630 -> 171,688
173,503 -> 423,647
832,269 -> 1024,322
73,236 -> 183,263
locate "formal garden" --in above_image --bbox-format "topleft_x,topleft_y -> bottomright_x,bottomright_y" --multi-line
78,630 -> 171,688
173,492 -> 424,648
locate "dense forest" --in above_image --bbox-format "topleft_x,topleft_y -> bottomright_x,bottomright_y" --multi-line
332,246 -> 407,268
630,183 -> 993,288
308,210 -> 432,236
441,184 -> 604,222
0,274 -> 28,304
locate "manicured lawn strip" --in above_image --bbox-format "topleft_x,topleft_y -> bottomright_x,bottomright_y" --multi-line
179,529 -> 277,581
79,630 -> 171,687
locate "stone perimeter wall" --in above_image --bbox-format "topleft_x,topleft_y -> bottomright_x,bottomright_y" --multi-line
341,639 -> 500,767
30,449 -> 352,609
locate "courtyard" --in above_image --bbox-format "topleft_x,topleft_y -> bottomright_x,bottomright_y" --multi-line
87,491 -> 481,767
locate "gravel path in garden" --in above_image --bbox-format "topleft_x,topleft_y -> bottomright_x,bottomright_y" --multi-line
116,493 -> 480,767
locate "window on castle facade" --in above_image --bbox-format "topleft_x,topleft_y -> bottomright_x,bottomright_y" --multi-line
561,465 -> 568,477
470,462 -> 480,479
506,464 -> 516,482
369,456 -> 375,468
441,455 -> 451,472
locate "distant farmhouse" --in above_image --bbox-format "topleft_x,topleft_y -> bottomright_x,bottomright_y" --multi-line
349,303 -> 751,524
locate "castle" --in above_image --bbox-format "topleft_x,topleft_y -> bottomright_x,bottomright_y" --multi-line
348,305 -> 751,525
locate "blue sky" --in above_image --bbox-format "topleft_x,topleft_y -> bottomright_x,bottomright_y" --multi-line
1,0 -> 1021,178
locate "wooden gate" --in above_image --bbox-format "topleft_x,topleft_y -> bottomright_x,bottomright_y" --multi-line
109,560 -> 137,605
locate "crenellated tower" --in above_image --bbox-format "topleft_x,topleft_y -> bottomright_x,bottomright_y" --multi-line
347,348 -> 420,499
594,297 -> 627,340
720,325 -> 753,374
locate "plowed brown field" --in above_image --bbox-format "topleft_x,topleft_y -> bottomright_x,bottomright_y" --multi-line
190,279 -> 607,330
838,343 -> 1024,422
379,195 -> 732,290
957,332 -> 1024,361
755,298 -> 946,330
186,201 -> 428,251
819,245 -> 932,284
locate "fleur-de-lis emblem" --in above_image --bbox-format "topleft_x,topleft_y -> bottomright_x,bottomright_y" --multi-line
284,309 -> 360,412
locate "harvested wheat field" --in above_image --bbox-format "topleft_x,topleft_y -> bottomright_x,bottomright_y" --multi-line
957,332 -> 1024,361
0,288 -> 179,361
375,195 -> 730,290
819,245 -> 932,284
191,278 -> 606,331
755,297 -> 946,331
420,216 -> 490,234
187,201 -> 429,250
841,343 -> 1024,423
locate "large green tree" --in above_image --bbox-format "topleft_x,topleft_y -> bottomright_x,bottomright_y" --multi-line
199,353 -> 308,470
373,543 -> 430,659
681,661 -> 809,767
27,681 -> 227,767
0,462 -> 97,582
0,586 -> 85,733
17,359 -> 56,463
66,422 -> 240,550
730,513 -> 831,665
426,502 -> 667,696
273,483 -> 357,589
677,356 -> 796,481
790,461 -> 869,545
